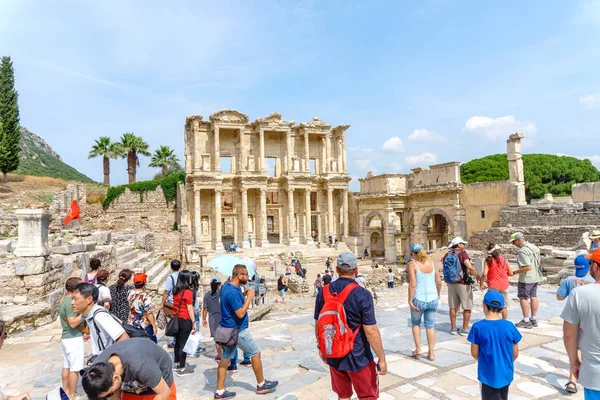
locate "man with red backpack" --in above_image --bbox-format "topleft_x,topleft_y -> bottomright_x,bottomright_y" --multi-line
314,252 -> 387,400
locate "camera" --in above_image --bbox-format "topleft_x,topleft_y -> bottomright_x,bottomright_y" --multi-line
465,275 -> 476,285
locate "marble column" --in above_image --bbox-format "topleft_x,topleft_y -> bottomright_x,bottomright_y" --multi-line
259,189 -> 269,247
286,129 -> 293,171
285,189 -> 297,245
321,137 -> 327,173
259,128 -> 265,172
327,188 -> 334,237
278,205 -> 283,244
316,189 -> 323,241
239,127 -> 247,172
341,135 -> 347,172
342,190 -> 349,239
304,132 -> 310,173
325,134 -> 332,174
194,189 -> 201,244
305,189 -> 313,244
193,120 -> 201,172
214,189 -> 224,251
213,126 -> 220,171
337,139 -> 343,173
240,188 -> 250,248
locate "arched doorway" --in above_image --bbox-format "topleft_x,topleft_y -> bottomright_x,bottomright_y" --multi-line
419,208 -> 453,250
370,231 -> 384,257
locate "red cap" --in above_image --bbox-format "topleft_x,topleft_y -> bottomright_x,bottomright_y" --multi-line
133,273 -> 147,285
585,248 -> 600,265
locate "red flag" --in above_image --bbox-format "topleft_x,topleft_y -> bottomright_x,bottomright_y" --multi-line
64,200 -> 81,225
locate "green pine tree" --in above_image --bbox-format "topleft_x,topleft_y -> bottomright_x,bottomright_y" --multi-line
0,56 -> 21,183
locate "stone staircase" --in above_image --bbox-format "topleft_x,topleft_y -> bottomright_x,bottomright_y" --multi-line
112,247 -> 169,292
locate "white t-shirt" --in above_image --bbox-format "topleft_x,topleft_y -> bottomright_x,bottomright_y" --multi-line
96,284 -> 112,303
269,256 -> 274,265
355,277 -> 366,288
85,304 -> 125,355
387,273 -> 395,283
561,284 -> 600,390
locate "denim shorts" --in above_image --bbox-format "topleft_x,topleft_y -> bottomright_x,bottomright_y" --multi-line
222,328 -> 260,360
410,298 -> 439,329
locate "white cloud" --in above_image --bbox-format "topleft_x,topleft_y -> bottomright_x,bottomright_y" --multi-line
382,136 -> 404,153
407,128 -> 443,142
463,116 -> 537,140
355,159 -> 371,170
405,152 -> 438,166
389,162 -> 404,172
579,93 -> 600,109
557,153 -> 600,168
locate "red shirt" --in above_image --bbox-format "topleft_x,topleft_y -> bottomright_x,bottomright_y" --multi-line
172,289 -> 193,320
486,256 -> 510,291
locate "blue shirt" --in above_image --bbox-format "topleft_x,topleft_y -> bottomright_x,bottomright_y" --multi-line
557,275 -> 596,299
467,319 -> 522,389
163,272 -> 179,303
314,277 -> 377,372
219,282 -> 249,331
592,242 -> 600,251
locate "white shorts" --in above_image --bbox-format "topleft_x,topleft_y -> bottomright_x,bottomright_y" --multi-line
61,336 -> 85,372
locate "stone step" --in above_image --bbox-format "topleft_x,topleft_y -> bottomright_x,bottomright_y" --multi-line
122,252 -> 154,271
115,246 -> 135,256
115,249 -> 140,266
147,262 -> 171,291
144,258 -> 168,283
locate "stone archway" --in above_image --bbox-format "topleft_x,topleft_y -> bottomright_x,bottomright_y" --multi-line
364,211 -> 386,231
419,208 -> 454,250
370,231 -> 384,257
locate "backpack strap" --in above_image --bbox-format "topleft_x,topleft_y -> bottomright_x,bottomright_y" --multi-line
324,282 -> 359,304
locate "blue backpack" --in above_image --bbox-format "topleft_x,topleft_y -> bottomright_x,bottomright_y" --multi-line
443,251 -> 464,284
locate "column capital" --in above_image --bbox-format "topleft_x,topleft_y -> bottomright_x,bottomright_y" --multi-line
260,188 -> 267,194
288,188 -> 295,193
240,187 -> 248,194
327,187 -> 334,193
214,188 -> 222,194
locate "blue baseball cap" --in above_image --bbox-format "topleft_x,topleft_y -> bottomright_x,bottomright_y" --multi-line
411,243 -> 424,253
483,290 -> 505,309
574,254 -> 591,277
337,252 -> 357,270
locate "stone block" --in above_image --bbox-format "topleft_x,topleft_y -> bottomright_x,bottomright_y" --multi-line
0,259 -> 15,277
14,209 -> 52,257
91,230 -> 111,245
0,239 -> 13,253
14,257 -> 50,276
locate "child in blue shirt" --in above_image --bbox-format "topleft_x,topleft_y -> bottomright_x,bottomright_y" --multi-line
468,290 -> 522,400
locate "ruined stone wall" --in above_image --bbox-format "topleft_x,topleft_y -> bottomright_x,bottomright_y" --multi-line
572,182 -> 600,203
460,180 -> 510,237
495,206 -> 600,227
468,226 -> 595,250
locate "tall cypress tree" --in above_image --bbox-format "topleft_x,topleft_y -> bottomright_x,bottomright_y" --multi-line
0,56 -> 21,183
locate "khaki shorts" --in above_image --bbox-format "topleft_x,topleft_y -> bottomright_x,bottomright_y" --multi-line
489,289 -> 510,306
448,283 -> 473,310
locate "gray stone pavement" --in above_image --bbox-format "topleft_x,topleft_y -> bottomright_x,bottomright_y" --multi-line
0,284 -> 584,399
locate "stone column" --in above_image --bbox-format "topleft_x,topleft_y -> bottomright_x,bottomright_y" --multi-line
327,188 -> 334,237
259,189 -> 269,247
259,128 -> 266,172
325,134 -> 332,174
14,209 -> 52,257
341,134 -> 347,172
278,207 -> 283,244
239,127 -> 247,172
305,189 -> 313,244
194,189 -> 201,244
285,189 -> 297,245
342,190 -> 349,239
213,126 -> 220,171
304,132 -> 310,173
507,133 -> 527,206
193,120 -> 201,172
321,137 -> 327,173
337,139 -> 343,173
214,189 -> 224,251
240,188 -> 250,248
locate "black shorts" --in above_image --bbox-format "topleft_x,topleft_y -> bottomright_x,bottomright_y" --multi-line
517,282 -> 538,299
482,383 -> 509,400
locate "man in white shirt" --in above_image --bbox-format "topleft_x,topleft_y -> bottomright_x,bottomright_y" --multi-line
71,283 -> 129,358
162,259 -> 183,318
0,320 -> 32,400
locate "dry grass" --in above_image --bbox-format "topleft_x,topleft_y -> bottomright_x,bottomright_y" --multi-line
87,191 -> 106,205
21,175 -> 71,187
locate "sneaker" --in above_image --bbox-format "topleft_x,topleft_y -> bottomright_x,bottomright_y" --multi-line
227,366 -> 238,373
240,360 -> 252,367
167,342 -> 175,349
530,319 -> 539,328
516,320 -> 533,329
449,328 -> 459,335
177,368 -> 194,377
256,380 -> 279,395
214,390 -> 236,399
458,328 -> 470,336
215,356 -> 222,363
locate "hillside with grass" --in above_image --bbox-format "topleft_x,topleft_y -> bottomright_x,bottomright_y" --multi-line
14,127 -> 95,183
461,153 -> 600,200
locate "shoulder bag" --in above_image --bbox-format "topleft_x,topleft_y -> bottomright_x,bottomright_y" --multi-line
165,290 -> 185,337
162,275 -> 176,318
214,320 -> 242,347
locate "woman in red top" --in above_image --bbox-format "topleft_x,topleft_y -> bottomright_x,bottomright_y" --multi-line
480,243 -> 514,320
172,270 -> 196,376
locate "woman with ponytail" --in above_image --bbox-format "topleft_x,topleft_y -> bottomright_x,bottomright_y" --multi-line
109,269 -> 134,322
408,243 -> 442,361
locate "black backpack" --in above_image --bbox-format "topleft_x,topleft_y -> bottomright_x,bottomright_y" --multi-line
89,307 -> 148,351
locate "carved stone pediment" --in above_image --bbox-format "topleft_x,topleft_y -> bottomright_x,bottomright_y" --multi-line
253,112 -> 294,128
185,115 -> 203,126
209,109 -> 249,124
300,117 -> 331,129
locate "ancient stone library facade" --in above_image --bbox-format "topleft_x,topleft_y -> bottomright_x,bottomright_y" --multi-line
183,110 -> 351,250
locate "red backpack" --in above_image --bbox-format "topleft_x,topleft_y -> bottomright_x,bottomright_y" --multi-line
317,283 -> 361,359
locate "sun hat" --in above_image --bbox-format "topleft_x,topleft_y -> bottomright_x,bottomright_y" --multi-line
585,248 -> 600,265
483,290 -> 505,309
133,273 -> 147,286
411,243 -> 424,253
509,232 -> 524,243
488,244 -> 502,255
574,255 -> 591,277
590,230 -> 600,239
450,237 -> 468,247
337,252 -> 358,270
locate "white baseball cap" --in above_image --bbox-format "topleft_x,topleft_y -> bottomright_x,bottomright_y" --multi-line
450,237 -> 468,247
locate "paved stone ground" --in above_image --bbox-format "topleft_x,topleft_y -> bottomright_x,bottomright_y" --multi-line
0,284 -> 584,400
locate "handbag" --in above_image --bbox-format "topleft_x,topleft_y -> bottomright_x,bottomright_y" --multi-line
214,325 -> 239,347
165,290 -> 185,337
122,322 -> 148,338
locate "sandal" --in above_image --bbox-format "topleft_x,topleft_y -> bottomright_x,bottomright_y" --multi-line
411,350 -> 421,358
565,381 -> 577,394
427,353 -> 435,361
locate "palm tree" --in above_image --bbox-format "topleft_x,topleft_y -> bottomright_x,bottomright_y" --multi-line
149,145 -> 180,176
88,136 -> 122,187
120,132 -> 150,184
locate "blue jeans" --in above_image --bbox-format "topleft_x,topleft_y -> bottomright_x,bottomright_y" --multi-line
144,325 -> 157,343
410,298 -> 438,329
586,388 -> 600,400
230,347 -> 251,367
223,329 -> 260,361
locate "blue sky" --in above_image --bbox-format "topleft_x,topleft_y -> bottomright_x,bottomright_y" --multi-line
1,0 -> 599,190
